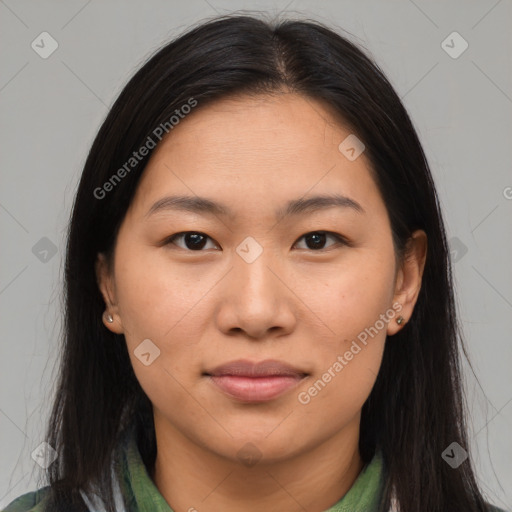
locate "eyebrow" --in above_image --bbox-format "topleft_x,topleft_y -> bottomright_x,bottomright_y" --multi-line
145,193 -> 364,221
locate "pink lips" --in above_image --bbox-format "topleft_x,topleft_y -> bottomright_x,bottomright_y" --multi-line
204,359 -> 308,403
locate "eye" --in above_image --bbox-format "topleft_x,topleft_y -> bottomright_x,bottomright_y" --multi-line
293,231 -> 348,251
165,231 -> 219,251
164,230 -> 348,252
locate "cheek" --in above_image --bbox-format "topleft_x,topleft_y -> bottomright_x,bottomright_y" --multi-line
292,246 -> 394,412
114,246 -> 213,343
117,262 -> 206,419
292,247 -> 397,346
112,246 -> 227,397
295,314 -> 387,433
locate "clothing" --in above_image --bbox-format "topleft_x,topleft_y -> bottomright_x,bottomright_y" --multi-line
2,425 -> 506,512
3,424 -> 384,512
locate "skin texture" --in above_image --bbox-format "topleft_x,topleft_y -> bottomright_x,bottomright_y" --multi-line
96,92 -> 427,512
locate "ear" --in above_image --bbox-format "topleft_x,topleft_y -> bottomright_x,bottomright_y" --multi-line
95,252 -> 124,334
387,229 -> 427,336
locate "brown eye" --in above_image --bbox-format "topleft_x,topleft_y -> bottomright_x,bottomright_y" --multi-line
294,231 -> 347,251
166,232 -> 219,251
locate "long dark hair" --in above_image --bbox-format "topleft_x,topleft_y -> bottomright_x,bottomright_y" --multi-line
40,13 -> 493,512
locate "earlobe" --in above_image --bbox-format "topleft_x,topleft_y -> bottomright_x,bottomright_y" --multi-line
95,253 -> 124,334
387,230 -> 427,336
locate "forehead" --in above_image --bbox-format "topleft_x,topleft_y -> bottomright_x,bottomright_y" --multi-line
155,92 -> 352,161
129,93 -> 381,219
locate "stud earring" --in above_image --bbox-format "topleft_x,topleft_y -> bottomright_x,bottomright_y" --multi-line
104,312 -> 114,323
396,316 -> 405,325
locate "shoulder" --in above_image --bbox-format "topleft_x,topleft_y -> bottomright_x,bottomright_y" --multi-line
2,487 -> 51,512
487,505 -> 509,512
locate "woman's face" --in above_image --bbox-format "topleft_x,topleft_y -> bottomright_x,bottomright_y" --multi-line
97,92 -> 425,464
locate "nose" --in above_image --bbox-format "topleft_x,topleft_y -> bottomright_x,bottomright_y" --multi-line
214,251 -> 297,340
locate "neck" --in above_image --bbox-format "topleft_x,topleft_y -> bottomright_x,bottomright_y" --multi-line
152,412 -> 364,512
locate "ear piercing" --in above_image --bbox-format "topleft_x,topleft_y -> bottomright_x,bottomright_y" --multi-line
101,309 -> 406,326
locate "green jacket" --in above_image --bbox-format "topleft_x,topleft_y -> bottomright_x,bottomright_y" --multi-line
2,426 -> 507,512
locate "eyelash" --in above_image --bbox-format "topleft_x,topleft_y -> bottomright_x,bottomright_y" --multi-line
163,231 -> 350,252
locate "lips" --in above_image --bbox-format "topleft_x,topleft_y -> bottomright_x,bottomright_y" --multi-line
204,359 -> 308,403
205,359 -> 308,378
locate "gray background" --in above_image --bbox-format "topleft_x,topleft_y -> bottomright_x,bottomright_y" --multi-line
1,0 -> 511,509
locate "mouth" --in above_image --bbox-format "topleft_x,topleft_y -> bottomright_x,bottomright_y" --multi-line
203,359 -> 309,403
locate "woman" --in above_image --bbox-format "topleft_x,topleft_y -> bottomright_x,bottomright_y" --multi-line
3,14 -> 506,512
